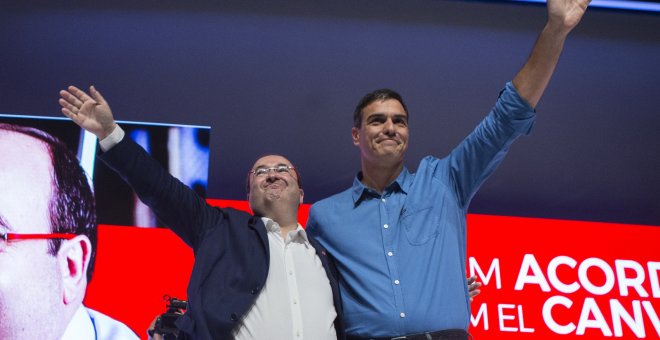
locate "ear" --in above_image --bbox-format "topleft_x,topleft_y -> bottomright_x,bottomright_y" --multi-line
352,127 -> 360,146
299,188 -> 304,205
247,193 -> 256,215
57,235 -> 92,305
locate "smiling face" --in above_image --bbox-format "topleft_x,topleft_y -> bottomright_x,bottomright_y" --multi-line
352,99 -> 409,167
247,155 -> 303,219
0,131 -> 68,340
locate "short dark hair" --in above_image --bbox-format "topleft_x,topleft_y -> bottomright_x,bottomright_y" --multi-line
353,88 -> 408,128
0,123 -> 97,282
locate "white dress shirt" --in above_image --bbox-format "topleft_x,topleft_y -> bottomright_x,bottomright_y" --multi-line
61,305 -> 139,340
233,218 -> 337,340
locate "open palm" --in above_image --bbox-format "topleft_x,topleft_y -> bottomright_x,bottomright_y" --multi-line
59,85 -> 117,139
548,0 -> 591,31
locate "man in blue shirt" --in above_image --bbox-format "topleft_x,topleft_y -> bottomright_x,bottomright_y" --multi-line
307,0 -> 592,339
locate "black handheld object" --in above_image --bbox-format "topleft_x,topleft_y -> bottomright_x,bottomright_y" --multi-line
150,295 -> 187,340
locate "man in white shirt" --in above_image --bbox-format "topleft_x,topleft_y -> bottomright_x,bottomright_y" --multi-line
59,86 -> 345,339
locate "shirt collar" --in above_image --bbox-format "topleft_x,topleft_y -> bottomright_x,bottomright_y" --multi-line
61,305 -> 95,340
351,167 -> 411,205
261,217 -> 309,244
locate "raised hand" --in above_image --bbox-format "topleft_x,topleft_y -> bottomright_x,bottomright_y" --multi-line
59,85 -> 117,140
512,0 -> 591,108
547,0 -> 591,33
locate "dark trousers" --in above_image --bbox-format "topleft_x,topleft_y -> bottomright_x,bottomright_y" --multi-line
347,329 -> 470,340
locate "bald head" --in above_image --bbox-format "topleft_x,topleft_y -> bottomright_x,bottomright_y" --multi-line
246,155 -> 303,224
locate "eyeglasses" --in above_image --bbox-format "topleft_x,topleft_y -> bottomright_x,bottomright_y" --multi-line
249,165 -> 296,178
0,231 -> 77,251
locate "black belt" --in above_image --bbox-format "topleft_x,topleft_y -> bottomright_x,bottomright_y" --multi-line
347,329 -> 470,340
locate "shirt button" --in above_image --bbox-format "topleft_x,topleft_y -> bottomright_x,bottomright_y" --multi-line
289,270 -> 293,276
387,251 -> 394,257
394,280 -> 400,285
381,198 -> 386,203
400,312 -> 406,318
383,224 -> 389,229
293,299 -> 298,305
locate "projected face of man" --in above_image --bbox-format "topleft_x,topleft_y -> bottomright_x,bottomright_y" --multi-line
0,131 -> 67,339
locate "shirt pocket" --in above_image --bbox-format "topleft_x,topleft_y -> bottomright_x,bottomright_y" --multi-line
400,203 -> 443,245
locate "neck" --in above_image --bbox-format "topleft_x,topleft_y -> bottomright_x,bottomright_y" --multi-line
278,223 -> 299,239
267,208 -> 299,238
360,158 -> 404,193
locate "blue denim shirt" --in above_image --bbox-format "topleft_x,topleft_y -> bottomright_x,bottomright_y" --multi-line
307,82 -> 536,337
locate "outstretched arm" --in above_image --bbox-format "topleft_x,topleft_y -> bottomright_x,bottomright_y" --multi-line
59,85 -> 218,248
513,0 -> 591,108
59,85 -> 118,140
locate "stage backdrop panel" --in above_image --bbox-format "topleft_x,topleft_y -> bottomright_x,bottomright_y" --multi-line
86,200 -> 660,340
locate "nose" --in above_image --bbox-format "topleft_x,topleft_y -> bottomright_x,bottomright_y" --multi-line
261,171 -> 279,186
266,168 -> 278,178
383,118 -> 396,135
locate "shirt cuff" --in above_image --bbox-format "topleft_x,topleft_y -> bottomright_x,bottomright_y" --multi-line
99,125 -> 125,152
495,82 -> 536,135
